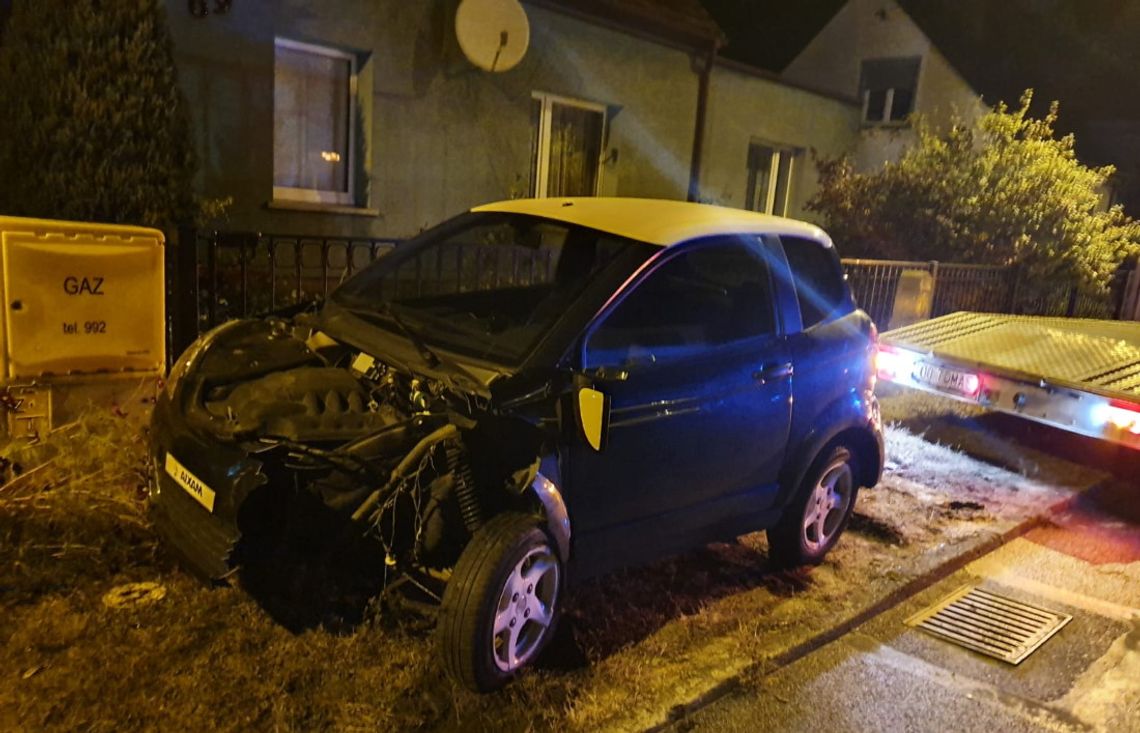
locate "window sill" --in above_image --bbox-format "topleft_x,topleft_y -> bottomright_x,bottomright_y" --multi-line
266,200 -> 380,217
860,120 -> 912,130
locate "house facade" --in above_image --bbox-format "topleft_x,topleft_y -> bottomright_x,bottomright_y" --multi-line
702,60 -> 860,219
781,0 -> 984,172
165,0 -> 860,240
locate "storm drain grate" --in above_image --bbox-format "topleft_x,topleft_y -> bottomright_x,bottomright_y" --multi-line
905,585 -> 1072,664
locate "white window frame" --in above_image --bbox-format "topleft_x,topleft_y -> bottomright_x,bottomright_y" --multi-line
862,87 -> 907,124
273,37 -> 358,206
746,142 -> 798,216
859,56 -> 921,126
531,92 -> 607,198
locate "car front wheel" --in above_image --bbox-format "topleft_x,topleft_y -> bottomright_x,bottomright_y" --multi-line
438,512 -> 562,691
768,444 -> 858,567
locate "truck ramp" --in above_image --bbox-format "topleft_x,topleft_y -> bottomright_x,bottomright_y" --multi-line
878,312 -> 1140,449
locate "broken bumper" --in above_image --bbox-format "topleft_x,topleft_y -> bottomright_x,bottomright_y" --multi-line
149,395 -> 267,580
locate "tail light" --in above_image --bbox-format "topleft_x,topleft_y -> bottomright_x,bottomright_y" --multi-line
875,345 -> 914,381
1097,399 -> 1140,435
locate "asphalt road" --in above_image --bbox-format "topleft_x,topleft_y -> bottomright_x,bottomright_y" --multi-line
670,476 -> 1140,732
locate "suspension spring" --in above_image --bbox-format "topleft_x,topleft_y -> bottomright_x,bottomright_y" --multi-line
446,440 -> 483,533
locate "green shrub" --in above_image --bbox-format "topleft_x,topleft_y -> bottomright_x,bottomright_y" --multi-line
0,0 -> 216,228
808,91 -> 1140,296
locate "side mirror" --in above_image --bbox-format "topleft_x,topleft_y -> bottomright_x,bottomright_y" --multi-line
576,386 -> 611,452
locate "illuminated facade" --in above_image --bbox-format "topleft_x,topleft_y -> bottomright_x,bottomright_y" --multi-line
163,0 -> 860,238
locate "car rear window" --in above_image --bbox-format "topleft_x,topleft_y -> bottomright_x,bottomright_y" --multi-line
780,235 -> 852,328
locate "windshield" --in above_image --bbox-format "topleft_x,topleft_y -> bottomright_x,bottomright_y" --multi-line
331,212 -> 654,366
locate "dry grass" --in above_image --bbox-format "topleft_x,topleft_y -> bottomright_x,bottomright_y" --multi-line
0,388 -> 1109,732
0,404 -> 159,604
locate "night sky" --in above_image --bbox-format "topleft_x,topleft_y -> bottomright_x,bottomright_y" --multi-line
703,0 -> 1140,159
702,0 -> 1140,210
704,0 -> 1139,115
701,0 -> 847,72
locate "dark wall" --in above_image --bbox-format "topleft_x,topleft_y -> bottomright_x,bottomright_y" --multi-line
165,0 -> 702,238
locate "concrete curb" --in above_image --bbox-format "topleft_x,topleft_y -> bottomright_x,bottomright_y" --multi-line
650,487 -> 1091,732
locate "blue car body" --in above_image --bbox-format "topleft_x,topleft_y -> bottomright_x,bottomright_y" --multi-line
150,198 -> 883,588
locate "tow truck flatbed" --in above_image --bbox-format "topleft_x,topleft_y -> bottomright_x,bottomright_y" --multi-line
877,312 -> 1140,449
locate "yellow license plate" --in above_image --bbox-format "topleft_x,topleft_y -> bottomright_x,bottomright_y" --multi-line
164,453 -> 216,513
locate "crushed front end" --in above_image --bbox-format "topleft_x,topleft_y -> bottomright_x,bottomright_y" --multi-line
149,313 -> 545,584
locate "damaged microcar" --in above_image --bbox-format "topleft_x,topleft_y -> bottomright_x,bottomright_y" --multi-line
149,197 -> 883,691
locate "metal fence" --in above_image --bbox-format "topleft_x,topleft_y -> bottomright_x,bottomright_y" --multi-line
841,258 -> 1133,329
167,229 -> 1137,361
167,228 -> 556,358
169,228 -> 401,357
841,259 -> 1020,328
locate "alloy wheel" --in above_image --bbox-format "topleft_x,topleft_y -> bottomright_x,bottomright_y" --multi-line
491,544 -> 560,672
801,458 -> 854,553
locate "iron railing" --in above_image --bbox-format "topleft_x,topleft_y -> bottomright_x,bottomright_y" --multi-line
841,258 -> 1131,328
170,228 -> 402,356
167,229 -> 1136,362
168,229 -> 558,359
842,259 -> 1015,327
842,259 -> 932,327
930,263 -> 1016,318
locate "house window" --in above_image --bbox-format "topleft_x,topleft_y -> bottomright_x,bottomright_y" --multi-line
859,56 -> 920,124
745,142 -> 797,216
531,93 -> 606,198
274,38 -> 356,205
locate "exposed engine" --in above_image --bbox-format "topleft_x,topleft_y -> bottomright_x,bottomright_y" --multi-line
202,366 -> 402,442
178,317 -> 539,573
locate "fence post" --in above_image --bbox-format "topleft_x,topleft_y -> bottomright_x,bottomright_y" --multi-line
239,234 -> 249,317
1114,258 -> 1138,320
928,260 -> 940,315
1006,264 -> 1022,314
171,226 -> 200,362
1066,283 -> 1079,318
207,230 -> 220,329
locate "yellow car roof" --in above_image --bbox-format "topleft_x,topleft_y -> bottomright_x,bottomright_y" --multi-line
472,197 -> 832,248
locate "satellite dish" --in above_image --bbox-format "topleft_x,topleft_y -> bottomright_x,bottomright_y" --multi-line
455,0 -> 530,72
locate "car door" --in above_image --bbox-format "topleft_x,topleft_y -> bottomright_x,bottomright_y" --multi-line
566,235 -> 793,539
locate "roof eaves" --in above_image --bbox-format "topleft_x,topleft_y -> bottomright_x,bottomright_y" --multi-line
525,0 -> 725,51
714,56 -> 861,107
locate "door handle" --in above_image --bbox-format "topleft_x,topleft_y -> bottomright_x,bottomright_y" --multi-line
589,365 -> 629,383
753,362 -> 793,384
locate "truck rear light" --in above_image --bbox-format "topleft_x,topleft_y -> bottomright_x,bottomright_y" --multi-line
876,346 -> 915,381
1095,399 -> 1140,435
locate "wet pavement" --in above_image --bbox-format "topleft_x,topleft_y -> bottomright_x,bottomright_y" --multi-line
669,474 -> 1140,732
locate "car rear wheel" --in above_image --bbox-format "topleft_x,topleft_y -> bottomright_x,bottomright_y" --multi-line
768,444 -> 858,567
438,512 -> 562,692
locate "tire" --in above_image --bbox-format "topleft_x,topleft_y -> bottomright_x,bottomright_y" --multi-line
437,512 -> 562,692
768,444 -> 859,568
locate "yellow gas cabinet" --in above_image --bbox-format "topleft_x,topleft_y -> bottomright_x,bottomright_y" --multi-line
0,216 -> 165,437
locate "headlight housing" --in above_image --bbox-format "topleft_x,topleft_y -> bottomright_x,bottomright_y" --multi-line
164,337 -> 207,400
164,321 -> 243,400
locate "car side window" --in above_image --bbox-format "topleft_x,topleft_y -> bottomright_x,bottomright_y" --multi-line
780,236 -> 852,329
584,238 -> 776,369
